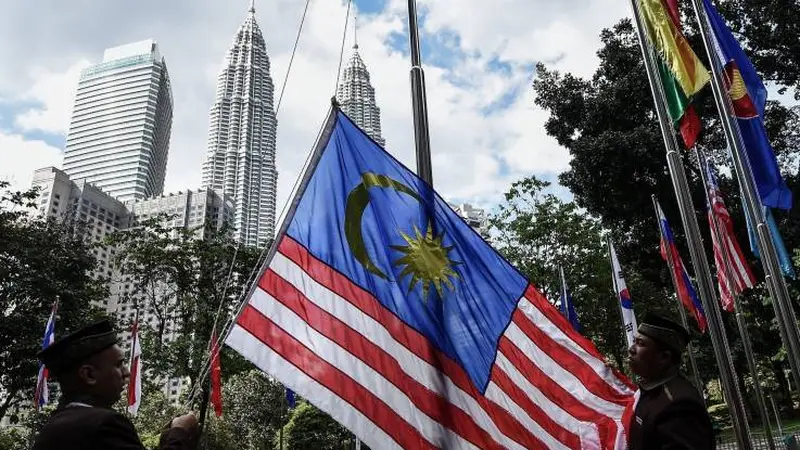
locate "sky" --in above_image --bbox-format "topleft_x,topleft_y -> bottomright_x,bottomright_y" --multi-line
0,0 -> 633,213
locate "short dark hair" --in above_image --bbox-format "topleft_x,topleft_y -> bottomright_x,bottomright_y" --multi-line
654,338 -> 683,366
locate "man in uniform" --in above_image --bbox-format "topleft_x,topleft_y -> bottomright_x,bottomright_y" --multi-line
627,314 -> 714,449
33,320 -> 199,450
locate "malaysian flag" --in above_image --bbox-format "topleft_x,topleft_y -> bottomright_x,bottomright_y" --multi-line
226,108 -> 636,449
703,157 -> 756,311
34,300 -> 58,409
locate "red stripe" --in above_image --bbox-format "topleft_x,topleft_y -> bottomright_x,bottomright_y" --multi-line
259,269 -> 506,450
523,286 -> 636,392
237,304 -> 438,450
489,362 -> 582,449
498,336 -> 618,450
275,236 -> 552,448
512,305 -> 632,407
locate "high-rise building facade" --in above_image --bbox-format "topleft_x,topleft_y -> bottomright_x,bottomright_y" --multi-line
336,42 -> 385,146
63,39 -> 173,203
202,3 -> 278,248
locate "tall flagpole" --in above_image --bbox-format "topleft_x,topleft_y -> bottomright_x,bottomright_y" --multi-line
688,0 -> 800,392
625,0 -> 752,447
696,149 -> 776,450
406,0 -> 433,185
650,196 -> 705,397
559,265 -> 570,321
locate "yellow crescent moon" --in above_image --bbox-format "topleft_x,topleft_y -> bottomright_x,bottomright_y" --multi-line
344,172 -> 421,279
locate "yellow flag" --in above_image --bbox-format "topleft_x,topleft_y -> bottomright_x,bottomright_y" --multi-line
638,0 -> 710,96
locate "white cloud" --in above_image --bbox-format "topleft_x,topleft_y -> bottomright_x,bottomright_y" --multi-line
0,131 -> 62,192
0,0 -> 630,213
13,60 -> 91,134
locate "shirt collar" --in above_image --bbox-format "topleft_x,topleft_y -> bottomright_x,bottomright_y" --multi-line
639,367 -> 679,391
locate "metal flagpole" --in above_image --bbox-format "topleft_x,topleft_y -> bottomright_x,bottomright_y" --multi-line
559,265 -> 570,321
696,149 -> 776,450
650,195 -> 705,396
406,0 -> 433,185
688,0 -> 800,392
625,0 -> 752,446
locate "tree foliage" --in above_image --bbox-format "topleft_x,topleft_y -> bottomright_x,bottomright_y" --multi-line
530,2 -> 800,411
0,182 -> 106,422
280,402 -> 353,450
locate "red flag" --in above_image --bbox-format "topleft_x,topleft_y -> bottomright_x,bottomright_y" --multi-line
127,319 -> 142,415
663,0 -> 681,27
210,331 -> 223,417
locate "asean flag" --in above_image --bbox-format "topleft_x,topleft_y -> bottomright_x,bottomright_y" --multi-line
226,106 -> 636,449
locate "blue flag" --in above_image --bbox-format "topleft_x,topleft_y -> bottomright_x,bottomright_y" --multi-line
702,0 -> 792,210
743,202 -> 796,279
285,388 -> 296,409
558,267 -> 581,332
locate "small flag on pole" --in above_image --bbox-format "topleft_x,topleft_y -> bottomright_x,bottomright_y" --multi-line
34,300 -> 58,409
703,156 -> 756,311
609,240 -> 637,348
655,201 -> 708,332
285,388 -> 296,410
210,330 -> 223,417
127,317 -> 142,416
558,266 -> 581,332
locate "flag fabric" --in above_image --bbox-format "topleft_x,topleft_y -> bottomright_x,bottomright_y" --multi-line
655,202 -> 708,332
558,266 -> 582,332
609,241 -> 637,348
286,388 -> 296,410
744,203 -> 797,279
210,331 -> 223,417
127,320 -> 142,416
638,0 -> 710,148
226,108 -> 636,450
34,301 -> 58,409
703,157 -> 756,311
702,0 -> 792,210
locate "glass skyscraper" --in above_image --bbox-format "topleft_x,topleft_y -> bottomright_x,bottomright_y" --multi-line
63,39 -> 173,202
336,42 -> 385,146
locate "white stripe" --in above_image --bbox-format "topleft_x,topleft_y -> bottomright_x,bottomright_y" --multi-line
504,321 -> 626,419
269,252 -> 527,450
227,325 -> 403,450
724,234 -> 753,289
248,287 -> 479,450
517,297 -> 634,398
493,352 -> 598,449
485,381 -> 570,450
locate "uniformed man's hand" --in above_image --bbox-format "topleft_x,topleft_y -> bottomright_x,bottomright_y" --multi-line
170,413 -> 198,431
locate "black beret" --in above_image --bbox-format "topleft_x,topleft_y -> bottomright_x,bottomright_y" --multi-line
638,313 -> 690,354
37,320 -> 119,375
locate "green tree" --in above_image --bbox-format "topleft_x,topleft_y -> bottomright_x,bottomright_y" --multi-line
223,370 -> 288,450
532,11 -> 800,410
490,176 -> 673,369
280,402 -> 352,450
0,182 -> 107,422
106,219 -> 262,405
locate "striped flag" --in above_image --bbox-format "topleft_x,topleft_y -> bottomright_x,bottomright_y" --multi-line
226,108 -> 636,449
34,301 -> 58,409
655,201 -> 708,332
703,157 -> 756,311
127,318 -> 142,416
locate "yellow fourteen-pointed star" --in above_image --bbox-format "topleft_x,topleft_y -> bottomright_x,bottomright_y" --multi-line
391,222 -> 460,300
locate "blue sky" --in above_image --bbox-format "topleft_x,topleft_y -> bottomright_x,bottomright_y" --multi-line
0,0 -> 634,211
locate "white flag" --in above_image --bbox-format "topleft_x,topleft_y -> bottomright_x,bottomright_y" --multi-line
610,240 -> 637,348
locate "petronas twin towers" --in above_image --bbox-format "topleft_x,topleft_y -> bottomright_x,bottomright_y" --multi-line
203,3 -> 384,247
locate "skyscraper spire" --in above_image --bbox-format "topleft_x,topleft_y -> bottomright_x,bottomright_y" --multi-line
353,12 -> 359,49
203,5 -> 278,248
249,0 -> 255,14
336,30 -> 385,146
